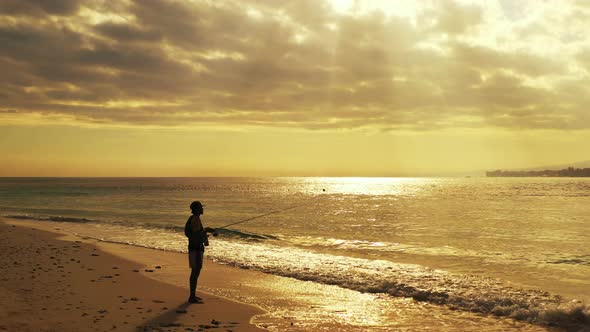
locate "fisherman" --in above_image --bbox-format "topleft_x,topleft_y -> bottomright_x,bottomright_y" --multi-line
182,201 -> 302,303
184,201 -> 209,303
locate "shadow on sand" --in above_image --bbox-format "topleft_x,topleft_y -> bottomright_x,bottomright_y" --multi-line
136,301 -> 232,332
136,302 -> 191,331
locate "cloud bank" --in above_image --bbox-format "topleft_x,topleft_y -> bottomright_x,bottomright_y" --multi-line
1,0 -> 589,130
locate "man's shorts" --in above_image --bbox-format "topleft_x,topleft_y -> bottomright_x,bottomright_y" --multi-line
188,250 -> 203,269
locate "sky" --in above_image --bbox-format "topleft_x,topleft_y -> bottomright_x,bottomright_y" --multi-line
1,0 -> 589,176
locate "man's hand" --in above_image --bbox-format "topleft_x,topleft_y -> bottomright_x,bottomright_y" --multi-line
204,227 -> 218,236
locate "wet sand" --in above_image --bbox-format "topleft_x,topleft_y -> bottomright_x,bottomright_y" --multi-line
0,221 -> 264,332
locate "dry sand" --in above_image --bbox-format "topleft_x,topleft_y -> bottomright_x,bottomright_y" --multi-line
0,221 -> 264,332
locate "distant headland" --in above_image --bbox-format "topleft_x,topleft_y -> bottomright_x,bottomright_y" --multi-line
486,167 -> 590,177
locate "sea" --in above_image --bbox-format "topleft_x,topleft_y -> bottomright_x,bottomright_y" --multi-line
1,177 -> 588,330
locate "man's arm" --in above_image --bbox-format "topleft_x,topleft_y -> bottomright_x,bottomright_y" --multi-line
184,216 -> 192,238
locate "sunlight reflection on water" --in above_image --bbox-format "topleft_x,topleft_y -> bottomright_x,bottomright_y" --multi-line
300,177 -> 432,196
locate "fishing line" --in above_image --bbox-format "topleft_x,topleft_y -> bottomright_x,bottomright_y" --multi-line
208,203 -> 304,235
206,188 -> 329,236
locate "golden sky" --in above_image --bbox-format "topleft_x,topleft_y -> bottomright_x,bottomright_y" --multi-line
1,0 -> 589,176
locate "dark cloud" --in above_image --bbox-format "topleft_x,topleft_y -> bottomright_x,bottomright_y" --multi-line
0,0 -> 586,130
0,0 -> 81,16
94,22 -> 162,42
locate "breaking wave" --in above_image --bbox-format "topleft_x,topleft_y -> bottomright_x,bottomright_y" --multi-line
3,214 -> 277,242
4,214 -> 93,223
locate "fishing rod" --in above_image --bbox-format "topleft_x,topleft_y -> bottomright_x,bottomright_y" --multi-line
206,204 -> 304,236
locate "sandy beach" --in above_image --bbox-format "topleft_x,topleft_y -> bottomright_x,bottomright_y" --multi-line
0,220 -> 265,332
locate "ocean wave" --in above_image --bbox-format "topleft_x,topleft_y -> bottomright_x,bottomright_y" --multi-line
36,191 -> 90,196
119,221 -> 278,241
2,214 -> 276,242
213,228 -> 278,241
288,235 -> 481,259
548,258 -> 590,266
4,214 -> 93,223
